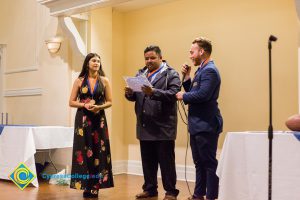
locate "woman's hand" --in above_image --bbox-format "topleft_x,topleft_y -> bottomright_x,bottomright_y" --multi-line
88,105 -> 101,113
83,103 -> 99,113
83,103 -> 92,110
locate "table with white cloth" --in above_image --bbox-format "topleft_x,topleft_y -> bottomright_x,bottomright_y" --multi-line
0,125 -> 74,187
216,131 -> 300,200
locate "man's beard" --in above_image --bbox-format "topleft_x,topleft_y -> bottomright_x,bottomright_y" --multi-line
193,57 -> 201,66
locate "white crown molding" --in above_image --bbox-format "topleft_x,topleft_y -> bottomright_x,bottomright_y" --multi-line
4,88 -> 43,97
5,66 -> 38,75
37,0 -> 60,4
37,0 -> 130,16
70,13 -> 89,21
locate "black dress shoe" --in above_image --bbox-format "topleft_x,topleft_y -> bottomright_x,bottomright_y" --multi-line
163,194 -> 177,200
135,191 -> 158,199
187,196 -> 204,200
83,190 -> 99,198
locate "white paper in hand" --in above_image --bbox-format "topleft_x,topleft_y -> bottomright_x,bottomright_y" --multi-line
124,76 -> 152,92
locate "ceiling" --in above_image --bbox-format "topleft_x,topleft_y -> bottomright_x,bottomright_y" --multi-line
113,0 -> 177,12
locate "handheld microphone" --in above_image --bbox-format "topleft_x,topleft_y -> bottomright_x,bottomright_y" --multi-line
269,35 -> 277,42
182,64 -> 191,83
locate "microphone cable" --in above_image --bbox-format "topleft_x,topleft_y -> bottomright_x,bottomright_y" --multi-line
177,92 -> 192,196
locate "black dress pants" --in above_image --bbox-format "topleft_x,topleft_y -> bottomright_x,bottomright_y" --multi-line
140,140 -> 179,196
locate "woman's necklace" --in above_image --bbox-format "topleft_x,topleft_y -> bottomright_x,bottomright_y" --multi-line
87,77 -> 98,105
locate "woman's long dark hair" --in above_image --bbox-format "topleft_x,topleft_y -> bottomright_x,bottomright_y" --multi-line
78,53 -> 105,78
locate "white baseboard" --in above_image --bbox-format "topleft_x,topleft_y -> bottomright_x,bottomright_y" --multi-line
112,160 -> 128,175
127,160 -> 143,176
112,160 -> 195,182
175,164 -> 195,182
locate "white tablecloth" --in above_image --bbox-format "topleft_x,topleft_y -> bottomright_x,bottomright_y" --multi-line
0,126 -> 74,187
216,131 -> 300,200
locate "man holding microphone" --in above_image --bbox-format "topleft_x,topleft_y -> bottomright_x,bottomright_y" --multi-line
176,37 -> 223,200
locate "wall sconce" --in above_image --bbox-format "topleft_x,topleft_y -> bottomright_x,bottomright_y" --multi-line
45,36 -> 63,54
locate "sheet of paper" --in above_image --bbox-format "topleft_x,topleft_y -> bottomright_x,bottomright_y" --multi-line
124,76 -> 152,92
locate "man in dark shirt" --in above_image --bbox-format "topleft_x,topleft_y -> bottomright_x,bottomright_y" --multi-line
125,45 -> 181,200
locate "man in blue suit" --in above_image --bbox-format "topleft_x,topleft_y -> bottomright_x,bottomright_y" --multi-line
176,37 -> 223,200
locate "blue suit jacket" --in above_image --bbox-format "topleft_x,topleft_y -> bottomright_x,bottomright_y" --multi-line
183,60 -> 223,135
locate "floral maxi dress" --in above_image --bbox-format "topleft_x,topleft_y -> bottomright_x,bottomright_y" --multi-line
70,76 -> 114,191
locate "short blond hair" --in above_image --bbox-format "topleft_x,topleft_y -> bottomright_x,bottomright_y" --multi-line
192,37 -> 212,55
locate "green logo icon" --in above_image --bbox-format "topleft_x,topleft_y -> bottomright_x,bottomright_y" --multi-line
9,163 -> 36,190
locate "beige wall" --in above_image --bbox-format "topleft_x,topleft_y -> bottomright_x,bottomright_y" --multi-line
112,10 -> 127,161
90,8 -> 128,161
90,7 -> 113,129
0,0 -> 298,165
0,0 -> 71,126
123,0 -> 299,150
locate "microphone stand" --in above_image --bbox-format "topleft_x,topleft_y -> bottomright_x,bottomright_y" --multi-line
268,35 -> 277,200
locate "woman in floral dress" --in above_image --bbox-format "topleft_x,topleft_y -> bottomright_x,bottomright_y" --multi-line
69,53 -> 114,198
